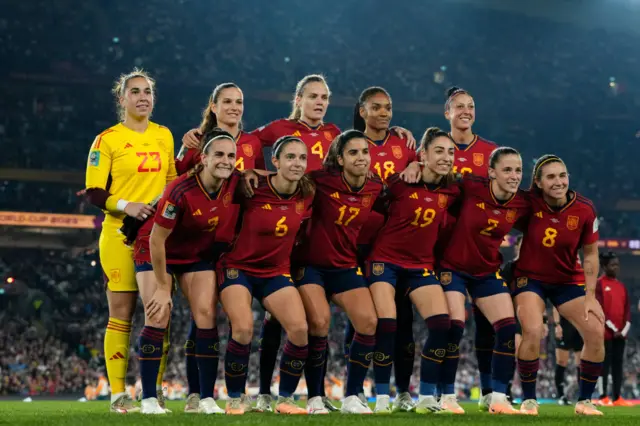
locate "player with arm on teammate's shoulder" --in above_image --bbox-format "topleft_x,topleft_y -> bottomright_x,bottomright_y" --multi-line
84,68 -> 176,414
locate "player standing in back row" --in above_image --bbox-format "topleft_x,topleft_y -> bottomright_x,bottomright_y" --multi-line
84,69 -> 177,413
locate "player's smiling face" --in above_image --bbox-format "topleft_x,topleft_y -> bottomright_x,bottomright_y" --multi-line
212,87 -> 244,127
202,138 -> 236,180
338,138 -> 370,177
273,141 -> 307,181
489,153 -> 522,194
361,92 -> 392,131
121,77 -> 154,119
298,81 -> 329,122
445,93 -> 475,131
537,161 -> 569,201
422,136 -> 455,176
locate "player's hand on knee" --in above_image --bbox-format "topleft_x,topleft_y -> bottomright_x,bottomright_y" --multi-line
584,295 -> 605,324
182,128 -> 201,149
124,202 -> 155,220
146,289 -> 173,320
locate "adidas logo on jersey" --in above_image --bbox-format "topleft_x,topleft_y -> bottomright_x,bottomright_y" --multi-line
193,209 -> 202,216
330,192 -> 340,199
292,131 -> 302,137
262,204 -> 272,210
410,192 -> 419,199
109,352 -> 125,360
476,202 -> 485,210
124,143 -> 133,149
535,211 -> 543,218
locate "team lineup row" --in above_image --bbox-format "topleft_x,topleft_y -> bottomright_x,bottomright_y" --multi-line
84,70 -> 606,416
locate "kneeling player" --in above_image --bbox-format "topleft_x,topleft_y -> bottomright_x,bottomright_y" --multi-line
514,155 -> 604,416
218,136 -> 314,415
133,131 -> 239,414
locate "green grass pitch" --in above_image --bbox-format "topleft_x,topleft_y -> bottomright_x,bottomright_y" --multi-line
1,401 -> 639,426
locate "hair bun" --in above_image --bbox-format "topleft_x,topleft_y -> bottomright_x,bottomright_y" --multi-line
446,86 -> 462,98
425,127 -> 442,137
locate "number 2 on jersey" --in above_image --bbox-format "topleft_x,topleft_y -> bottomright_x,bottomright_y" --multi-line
335,205 -> 360,226
480,218 -> 499,236
137,152 -> 162,173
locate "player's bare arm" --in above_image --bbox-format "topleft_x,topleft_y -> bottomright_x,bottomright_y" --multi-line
148,223 -> 174,319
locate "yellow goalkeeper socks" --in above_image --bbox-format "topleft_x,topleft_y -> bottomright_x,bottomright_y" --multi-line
104,317 -> 132,395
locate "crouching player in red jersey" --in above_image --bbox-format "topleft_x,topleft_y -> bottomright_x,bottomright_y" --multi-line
218,136 -> 314,416
366,128 -> 459,414
513,155 -> 604,416
133,132 -> 240,414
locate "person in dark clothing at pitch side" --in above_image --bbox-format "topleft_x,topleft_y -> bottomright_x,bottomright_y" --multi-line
595,252 -> 632,407
551,303 -> 583,405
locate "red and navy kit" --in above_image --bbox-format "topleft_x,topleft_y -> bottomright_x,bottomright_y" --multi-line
219,175 -> 313,300
252,119 -> 341,172
514,191 -> 599,306
357,130 -> 416,247
133,172 -> 240,274
295,169 -> 383,296
439,175 -> 530,299
596,276 -> 631,340
366,174 -> 460,291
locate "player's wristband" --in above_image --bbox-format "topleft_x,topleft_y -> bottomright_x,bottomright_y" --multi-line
605,320 -> 619,332
621,322 -> 631,337
116,199 -> 130,212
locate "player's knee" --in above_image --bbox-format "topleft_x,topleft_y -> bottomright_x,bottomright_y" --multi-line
521,320 -> 544,343
493,318 -> 517,353
145,312 -> 170,329
108,296 -> 136,321
581,322 -> 605,357
230,321 -> 253,345
283,320 -> 308,346
308,313 -> 330,336
353,312 -> 377,336
193,304 -> 215,327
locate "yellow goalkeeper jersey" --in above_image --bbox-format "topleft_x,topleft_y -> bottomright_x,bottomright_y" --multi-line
85,122 -> 177,230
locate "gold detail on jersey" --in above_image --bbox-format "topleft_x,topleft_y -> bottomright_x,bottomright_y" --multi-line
324,131 -> 334,141
262,204 -> 272,211
372,263 -> 385,276
438,194 -> 448,209
330,192 -> 340,199
335,206 -> 360,226
506,209 -> 517,223
206,216 -> 219,232
535,211 -> 544,218
193,209 -> 202,216
110,269 -> 121,284
362,194 -> 372,207
392,145 -> 403,159
373,161 -> 395,180
473,153 -> 484,167
411,207 -> 436,227
542,227 -> 558,247
223,192 -> 232,207
295,200 -> 305,215
226,268 -> 239,279
452,166 -> 473,175
311,141 -> 324,159
292,131 -> 302,137
356,267 -> 363,276
567,215 -> 579,231
440,272 -> 452,286
423,269 -> 431,277
242,144 -> 254,158
274,216 -> 288,237
476,202 -> 485,210
235,157 -> 245,171
480,218 -> 499,236
410,192 -> 419,200
517,277 -> 528,288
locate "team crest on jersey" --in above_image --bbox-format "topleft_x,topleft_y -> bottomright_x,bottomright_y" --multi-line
567,215 -> 580,230
362,194 -> 372,207
161,202 -> 177,220
324,131 -> 333,141
89,151 -> 100,166
506,209 -> 517,223
242,144 -> 254,158
517,277 -> 528,288
438,194 -> 448,209
156,139 -> 166,151
372,263 -> 385,276
109,269 -> 121,284
295,200 -> 305,215
473,153 -> 484,166
392,145 -> 403,159
440,272 -> 452,286
223,192 -> 232,207
226,268 -> 239,279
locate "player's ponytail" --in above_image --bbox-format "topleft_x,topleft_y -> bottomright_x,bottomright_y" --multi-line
199,83 -> 242,135
112,68 -> 156,121
289,74 -> 330,121
353,86 -> 391,132
444,86 -> 469,111
530,154 -> 565,194
323,130 -> 367,172
272,136 -> 316,198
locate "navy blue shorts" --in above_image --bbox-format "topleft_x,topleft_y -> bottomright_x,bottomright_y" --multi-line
134,260 -> 214,275
366,261 -> 440,293
439,268 -> 509,300
512,277 -> 586,308
294,265 -> 367,297
219,268 -> 294,301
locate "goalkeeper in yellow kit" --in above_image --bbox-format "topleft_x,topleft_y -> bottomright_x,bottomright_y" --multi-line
85,69 -> 177,413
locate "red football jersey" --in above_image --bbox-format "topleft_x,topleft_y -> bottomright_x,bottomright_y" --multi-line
440,175 -> 530,277
220,175 -> 313,277
357,131 -> 417,245
175,131 -> 265,175
451,134 -> 497,178
368,174 -> 460,269
134,172 -> 240,264
297,169 -> 383,268
514,192 -> 599,285
251,119 -> 341,172
596,276 -> 630,340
